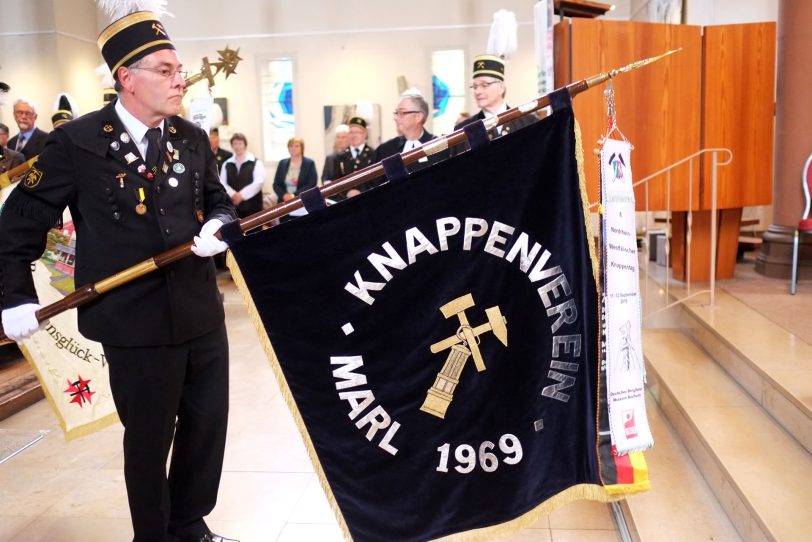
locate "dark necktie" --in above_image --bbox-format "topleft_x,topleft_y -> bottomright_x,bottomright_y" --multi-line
145,128 -> 161,172
15,135 -> 26,152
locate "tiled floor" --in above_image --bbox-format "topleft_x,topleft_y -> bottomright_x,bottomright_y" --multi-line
0,278 -> 622,542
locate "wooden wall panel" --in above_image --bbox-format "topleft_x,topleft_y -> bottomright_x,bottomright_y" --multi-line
555,19 -> 703,211
701,22 -> 776,209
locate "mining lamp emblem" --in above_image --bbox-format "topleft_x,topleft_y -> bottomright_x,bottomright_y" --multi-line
420,293 -> 507,419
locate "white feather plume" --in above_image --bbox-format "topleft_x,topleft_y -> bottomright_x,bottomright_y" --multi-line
209,103 -> 224,129
487,9 -> 518,60
355,100 -> 375,122
95,63 -> 116,89
97,0 -> 173,20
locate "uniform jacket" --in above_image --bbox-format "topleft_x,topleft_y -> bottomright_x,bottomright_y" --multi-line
334,143 -> 375,180
0,146 -> 26,174
331,143 -> 376,198
374,129 -> 446,174
214,146 -> 233,168
451,107 -> 538,156
8,127 -> 49,160
272,156 -> 318,201
0,100 -> 237,347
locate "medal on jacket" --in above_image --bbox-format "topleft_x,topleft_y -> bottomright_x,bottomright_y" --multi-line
135,187 -> 147,215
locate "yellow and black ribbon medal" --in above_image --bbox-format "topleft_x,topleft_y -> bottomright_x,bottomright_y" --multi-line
135,187 -> 147,215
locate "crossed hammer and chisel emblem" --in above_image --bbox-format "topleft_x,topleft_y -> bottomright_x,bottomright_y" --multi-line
420,293 -> 507,419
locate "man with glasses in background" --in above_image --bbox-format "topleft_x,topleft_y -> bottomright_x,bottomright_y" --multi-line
7,98 -> 49,160
375,90 -> 440,173
452,54 -> 537,155
0,9 -> 237,542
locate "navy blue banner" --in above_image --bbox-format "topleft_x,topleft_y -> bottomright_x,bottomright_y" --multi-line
226,106 -> 602,541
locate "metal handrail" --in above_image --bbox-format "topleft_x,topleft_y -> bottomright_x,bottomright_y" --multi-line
591,147 -> 733,320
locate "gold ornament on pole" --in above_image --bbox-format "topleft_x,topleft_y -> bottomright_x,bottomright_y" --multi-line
183,47 -> 242,90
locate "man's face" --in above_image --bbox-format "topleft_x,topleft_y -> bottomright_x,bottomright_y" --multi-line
121,49 -> 186,122
393,97 -> 424,137
13,102 -> 37,131
334,131 -> 349,151
472,76 -> 505,112
349,126 -> 366,147
209,132 -> 220,151
0,131 -> 9,148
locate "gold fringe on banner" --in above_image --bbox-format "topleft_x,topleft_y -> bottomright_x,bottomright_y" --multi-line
19,344 -> 120,441
225,251 -> 354,541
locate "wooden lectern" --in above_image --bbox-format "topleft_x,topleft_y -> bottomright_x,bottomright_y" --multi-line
555,18 -> 775,280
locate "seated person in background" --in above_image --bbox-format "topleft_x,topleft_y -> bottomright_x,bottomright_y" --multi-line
0,122 -> 26,174
219,133 -> 266,219
322,124 -> 349,185
273,136 -> 318,203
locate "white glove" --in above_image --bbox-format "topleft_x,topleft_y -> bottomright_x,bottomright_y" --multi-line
191,218 -> 229,258
2,303 -> 43,342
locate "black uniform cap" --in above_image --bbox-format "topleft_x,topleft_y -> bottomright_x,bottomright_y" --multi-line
348,116 -> 367,130
97,11 -> 176,80
472,54 -> 505,81
51,95 -> 73,128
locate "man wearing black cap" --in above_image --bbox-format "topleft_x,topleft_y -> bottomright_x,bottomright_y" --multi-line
452,54 -> 537,155
51,94 -> 75,129
333,115 -> 376,197
0,9 -> 237,542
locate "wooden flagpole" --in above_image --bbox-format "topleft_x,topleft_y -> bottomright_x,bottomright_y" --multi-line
0,49 -> 680,342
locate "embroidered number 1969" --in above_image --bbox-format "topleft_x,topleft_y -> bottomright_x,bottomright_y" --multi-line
436,434 -> 523,474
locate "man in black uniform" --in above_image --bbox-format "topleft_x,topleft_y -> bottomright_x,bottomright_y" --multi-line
0,11 -> 238,542
334,115 -> 375,198
452,54 -> 537,155
209,127 -> 232,169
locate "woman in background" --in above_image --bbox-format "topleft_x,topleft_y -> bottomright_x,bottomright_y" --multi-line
273,137 -> 317,204
220,132 -> 266,218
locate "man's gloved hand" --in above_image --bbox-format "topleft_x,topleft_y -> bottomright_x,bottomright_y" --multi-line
2,303 -> 43,342
191,218 -> 229,258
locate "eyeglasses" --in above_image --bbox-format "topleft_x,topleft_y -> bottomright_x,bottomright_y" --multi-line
132,66 -> 189,80
393,110 -> 421,118
13,110 -> 35,117
469,81 -> 502,91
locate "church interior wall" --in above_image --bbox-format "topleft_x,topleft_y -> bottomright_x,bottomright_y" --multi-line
0,0 -> 778,195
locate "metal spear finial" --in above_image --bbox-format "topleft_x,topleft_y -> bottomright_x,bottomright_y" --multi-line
585,48 -> 682,89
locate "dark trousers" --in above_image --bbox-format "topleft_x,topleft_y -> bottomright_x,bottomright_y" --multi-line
104,323 -> 229,542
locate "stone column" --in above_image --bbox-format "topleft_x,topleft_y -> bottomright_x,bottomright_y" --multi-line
757,0 -> 812,278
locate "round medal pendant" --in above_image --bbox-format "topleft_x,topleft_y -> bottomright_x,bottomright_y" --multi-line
135,203 -> 147,215
173,163 -> 186,174
168,177 -> 179,188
